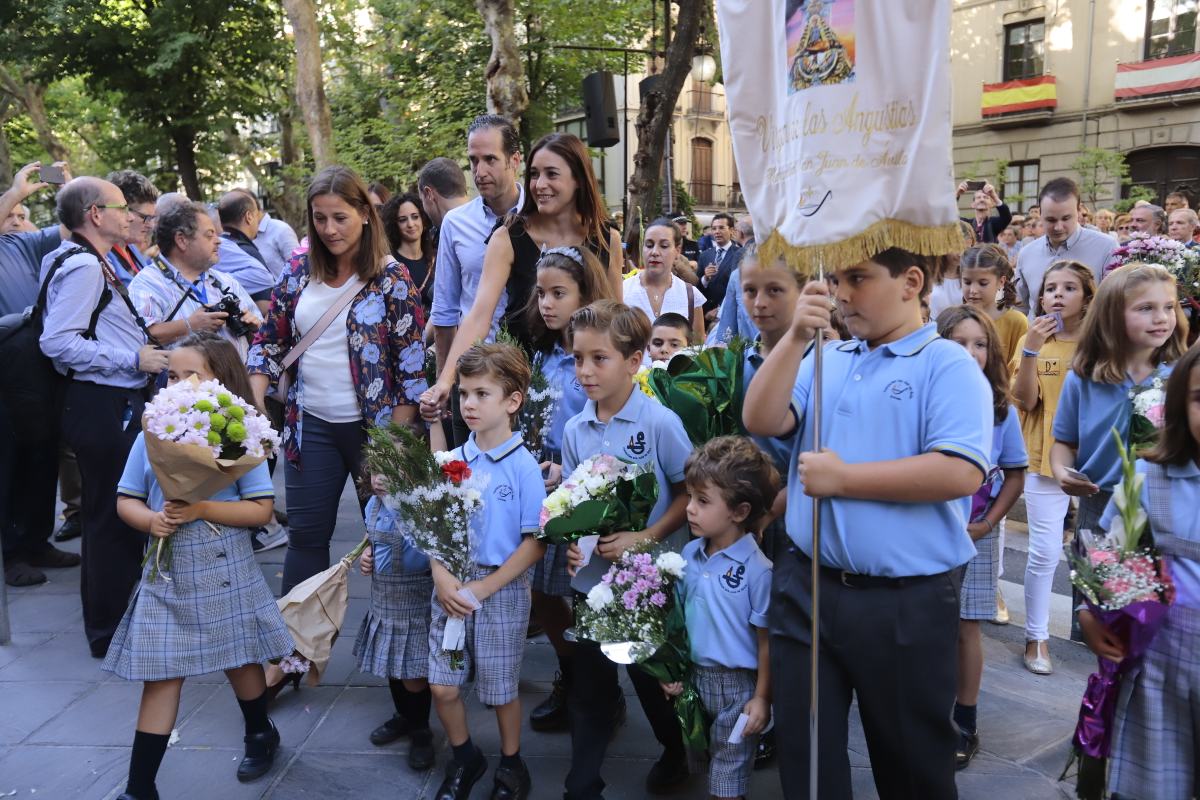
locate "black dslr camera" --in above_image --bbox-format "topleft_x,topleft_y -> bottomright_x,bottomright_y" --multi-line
205,293 -> 256,342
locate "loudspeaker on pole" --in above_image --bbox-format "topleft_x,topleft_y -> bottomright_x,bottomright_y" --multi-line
582,71 -> 620,148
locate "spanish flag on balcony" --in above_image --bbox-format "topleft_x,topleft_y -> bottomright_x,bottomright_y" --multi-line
981,75 -> 1057,116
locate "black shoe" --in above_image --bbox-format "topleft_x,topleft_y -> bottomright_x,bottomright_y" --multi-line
237,719 -> 280,782
434,748 -> 487,800
754,727 -> 777,770
5,561 -> 46,587
26,544 -> 81,569
526,619 -> 544,639
370,713 -> 412,746
54,515 -> 82,542
408,728 -> 435,771
89,637 -> 112,659
116,791 -> 159,800
644,750 -> 688,794
490,759 -> 531,800
955,728 -> 980,770
530,672 -> 568,732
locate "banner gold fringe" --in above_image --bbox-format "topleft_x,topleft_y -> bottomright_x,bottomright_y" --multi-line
757,219 -> 967,278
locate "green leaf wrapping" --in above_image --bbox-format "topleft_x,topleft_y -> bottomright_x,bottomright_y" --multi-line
646,341 -> 748,446
633,603 -> 710,752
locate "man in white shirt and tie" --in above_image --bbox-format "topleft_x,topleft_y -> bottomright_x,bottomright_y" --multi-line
698,212 -> 741,313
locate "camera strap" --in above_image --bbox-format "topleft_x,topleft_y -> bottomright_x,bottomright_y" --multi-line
154,255 -> 207,322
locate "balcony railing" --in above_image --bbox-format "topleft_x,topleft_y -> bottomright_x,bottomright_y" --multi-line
686,88 -> 725,116
686,182 -> 746,209
1115,52 -> 1200,102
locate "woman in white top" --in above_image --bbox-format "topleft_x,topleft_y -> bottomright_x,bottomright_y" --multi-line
624,217 -> 705,338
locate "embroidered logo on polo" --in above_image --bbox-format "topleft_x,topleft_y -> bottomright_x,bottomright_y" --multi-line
494,484 -> 514,501
884,379 -> 913,400
720,564 -> 747,593
1038,358 -> 1059,377
624,431 -> 647,458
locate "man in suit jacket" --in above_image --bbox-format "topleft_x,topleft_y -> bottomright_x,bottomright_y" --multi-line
957,181 -> 1011,244
699,212 -> 741,312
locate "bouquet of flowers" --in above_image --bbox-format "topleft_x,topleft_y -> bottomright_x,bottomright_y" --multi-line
140,377 -> 281,580
520,354 -> 561,459
645,339 -> 749,446
1128,375 -> 1166,454
577,547 -> 708,751
1062,428 -> 1174,799
1104,232 -> 1200,299
363,422 -> 487,669
539,454 -> 658,546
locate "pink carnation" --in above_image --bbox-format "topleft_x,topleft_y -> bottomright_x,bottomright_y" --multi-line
1089,550 -> 1117,567
1145,404 -> 1165,427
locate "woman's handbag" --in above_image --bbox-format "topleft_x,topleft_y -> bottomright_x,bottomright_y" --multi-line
268,277 -> 364,403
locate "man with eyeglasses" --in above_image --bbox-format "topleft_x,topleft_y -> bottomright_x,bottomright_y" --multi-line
105,170 -> 160,284
38,177 -> 169,657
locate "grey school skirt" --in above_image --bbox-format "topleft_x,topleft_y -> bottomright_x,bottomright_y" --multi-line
103,520 -> 294,681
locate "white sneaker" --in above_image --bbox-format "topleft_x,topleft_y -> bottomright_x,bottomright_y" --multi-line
251,523 -> 289,552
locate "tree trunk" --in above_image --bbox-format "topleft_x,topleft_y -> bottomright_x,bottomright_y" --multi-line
276,100 -> 306,231
281,0 -> 335,169
0,68 -> 70,163
475,0 -> 529,127
628,0 -> 702,222
0,98 -> 14,189
171,125 -> 203,200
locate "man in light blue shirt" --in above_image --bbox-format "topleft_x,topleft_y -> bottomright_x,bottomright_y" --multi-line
39,177 -> 169,658
254,211 -> 300,280
216,189 -> 274,308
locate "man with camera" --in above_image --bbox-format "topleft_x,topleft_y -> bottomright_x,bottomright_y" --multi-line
129,200 -> 261,355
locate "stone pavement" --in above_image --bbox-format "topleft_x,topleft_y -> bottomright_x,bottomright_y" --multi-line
0,482 -> 1094,799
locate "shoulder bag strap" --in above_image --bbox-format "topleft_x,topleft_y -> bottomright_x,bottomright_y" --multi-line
686,281 -> 695,320
35,246 -> 88,315
280,276 -> 365,372
97,257 -> 161,346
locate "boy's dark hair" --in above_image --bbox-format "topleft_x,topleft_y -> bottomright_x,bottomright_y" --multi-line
569,300 -> 651,358
935,305 -> 1011,424
960,244 -> 1018,309
174,333 -> 256,407
417,157 -> 467,199
685,436 -> 781,531
652,312 -> 692,337
1038,177 -> 1080,206
1145,342 -> 1200,467
457,343 -> 531,421
871,247 -> 934,300
106,169 -> 160,207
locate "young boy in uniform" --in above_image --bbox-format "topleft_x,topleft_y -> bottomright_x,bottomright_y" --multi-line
744,247 -> 992,799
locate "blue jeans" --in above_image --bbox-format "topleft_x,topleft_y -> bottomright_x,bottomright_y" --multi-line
281,413 -> 368,593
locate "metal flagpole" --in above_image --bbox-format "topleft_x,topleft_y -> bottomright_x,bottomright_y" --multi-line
808,262 -> 825,800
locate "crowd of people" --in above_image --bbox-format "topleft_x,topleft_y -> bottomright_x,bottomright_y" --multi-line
0,109 -> 1198,800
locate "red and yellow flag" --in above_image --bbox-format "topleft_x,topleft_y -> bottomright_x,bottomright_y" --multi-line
981,75 -> 1057,116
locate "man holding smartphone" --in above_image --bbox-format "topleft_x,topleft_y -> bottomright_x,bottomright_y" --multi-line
956,180 -> 1012,243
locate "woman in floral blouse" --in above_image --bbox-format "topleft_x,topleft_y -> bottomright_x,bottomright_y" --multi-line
249,166 -> 426,595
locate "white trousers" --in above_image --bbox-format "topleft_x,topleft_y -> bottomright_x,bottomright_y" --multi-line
1023,472 -> 1070,641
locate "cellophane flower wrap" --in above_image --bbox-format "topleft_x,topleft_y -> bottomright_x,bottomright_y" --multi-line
577,547 -> 708,751
538,454 -> 658,546
1063,428 -> 1174,800
1104,233 -> 1200,299
521,353 -> 561,460
645,339 -> 748,446
1128,375 -> 1166,455
363,423 -> 485,669
140,376 -> 281,581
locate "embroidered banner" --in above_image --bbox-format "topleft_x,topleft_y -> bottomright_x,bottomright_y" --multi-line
715,0 -> 963,274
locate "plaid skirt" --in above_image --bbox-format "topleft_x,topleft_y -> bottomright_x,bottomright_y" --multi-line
1109,602 -> 1200,800
353,569 -> 433,680
694,664 -> 759,798
103,521 -> 294,681
532,543 -> 573,596
959,529 -> 999,620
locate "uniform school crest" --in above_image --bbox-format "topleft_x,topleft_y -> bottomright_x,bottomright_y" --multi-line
721,564 -> 747,592
494,484 -> 514,501
624,431 -> 647,458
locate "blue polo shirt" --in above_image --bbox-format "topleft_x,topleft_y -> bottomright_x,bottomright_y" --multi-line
364,496 -> 430,575
116,433 -> 275,512
1100,458 -> 1200,608
679,535 -> 772,670
784,323 -> 992,577
537,343 -> 586,456
455,431 -> 543,567
987,407 -> 1029,497
744,339 -> 801,474
1052,364 -> 1172,491
563,386 -> 693,591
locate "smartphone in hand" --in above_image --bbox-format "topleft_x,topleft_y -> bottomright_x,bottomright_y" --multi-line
964,180 -> 986,191
39,164 -> 66,184
1064,467 -> 1091,483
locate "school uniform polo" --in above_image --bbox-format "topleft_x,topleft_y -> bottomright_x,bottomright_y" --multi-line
117,433 -> 275,511
679,535 -> 772,670
1052,364 -> 1173,491
456,431 -> 543,567
744,339 -> 802,474
987,408 -> 1029,496
563,386 -> 693,591
784,322 -> 992,577
538,343 -> 587,455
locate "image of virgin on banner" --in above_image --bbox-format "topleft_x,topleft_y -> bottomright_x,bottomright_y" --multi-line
787,0 -> 856,92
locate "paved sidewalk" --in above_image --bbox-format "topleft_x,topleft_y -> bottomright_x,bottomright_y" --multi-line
1,485 -> 1094,799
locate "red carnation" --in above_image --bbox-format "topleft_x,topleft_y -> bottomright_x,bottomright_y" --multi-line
441,460 -> 472,484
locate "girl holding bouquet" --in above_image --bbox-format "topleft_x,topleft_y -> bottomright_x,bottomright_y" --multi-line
935,307 -> 1028,769
1086,342 -> 1200,800
524,245 -> 614,733
1012,260 -> 1095,675
665,436 -> 779,800
104,334 -> 294,800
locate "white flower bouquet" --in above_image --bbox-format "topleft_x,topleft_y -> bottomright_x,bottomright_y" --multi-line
538,454 -> 658,546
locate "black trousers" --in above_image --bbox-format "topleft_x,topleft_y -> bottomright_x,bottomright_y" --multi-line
61,380 -> 147,651
565,639 -> 684,799
770,545 -> 961,800
0,395 -> 58,562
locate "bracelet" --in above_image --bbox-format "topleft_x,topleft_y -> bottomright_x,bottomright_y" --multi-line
184,317 -> 193,333
982,519 -> 994,533
1021,348 -> 1039,358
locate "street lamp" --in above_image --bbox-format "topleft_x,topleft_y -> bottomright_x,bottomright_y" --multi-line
691,51 -> 717,84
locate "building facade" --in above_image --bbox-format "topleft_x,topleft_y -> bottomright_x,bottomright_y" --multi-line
951,0 -> 1200,213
